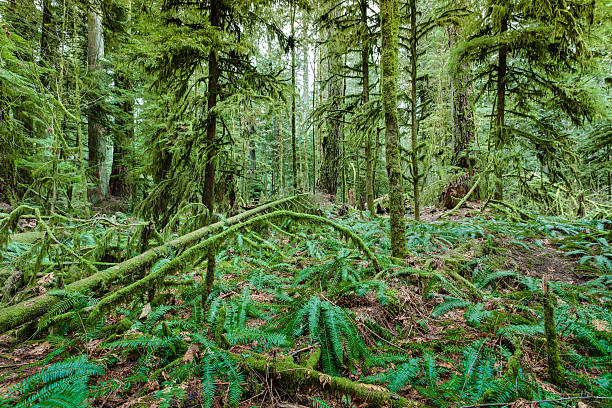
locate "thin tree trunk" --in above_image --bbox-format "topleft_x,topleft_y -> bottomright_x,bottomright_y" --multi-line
278,111 -> 283,196
74,5 -> 89,216
409,0 -> 420,221
203,0 -> 220,215
291,5 -> 298,194
361,0 -> 374,216
40,0 -> 54,87
202,0 -> 221,309
381,0 -> 407,257
110,0 -> 133,197
494,13 -> 508,200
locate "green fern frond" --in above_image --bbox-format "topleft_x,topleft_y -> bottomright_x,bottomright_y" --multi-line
312,397 -> 330,408
432,297 -> 470,317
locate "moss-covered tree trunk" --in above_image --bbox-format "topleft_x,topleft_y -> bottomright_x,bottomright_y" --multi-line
408,0 -> 420,221
361,0 -> 374,216
494,10 -> 508,201
381,0 -> 407,257
291,5 -> 298,194
543,279 -> 564,386
317,2 -> 343,197
110,71 -> 133,198
449,24 -> 476,174
202,0 -> 221,307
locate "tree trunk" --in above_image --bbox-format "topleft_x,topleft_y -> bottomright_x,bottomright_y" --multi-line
494,13 -> 508,200
74,5 -> 89,216
277,111 -> 283,196
381,0 -> 407,257
361,0 -> 374,216
110,2 -> 133,198
110,73 -> 133,197
87,2 -> 106,201
202,0 -> 221,309
291,6 -> 298,194
449,25 -> 475,174
317,4 -> 343,197
40,0 -> 54,86
408,0 -> 420,221
203,0 -> 220,215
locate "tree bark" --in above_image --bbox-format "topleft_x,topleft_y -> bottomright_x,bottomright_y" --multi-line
494,13 -> 508,200
381,0 -> 407,257
361,0 -> 374,216
110,72 -> 133,197
87,2 -> 106,201
202,0 -> 221,308
291,6 -> 298,194
448,25 -> 476,174
317,3 -> 343,197
203,0 -> 220,215
408,0 -> 420,221
40,0 -> 54,86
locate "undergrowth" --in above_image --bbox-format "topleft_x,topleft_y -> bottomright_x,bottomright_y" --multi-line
0,207 -> 610,407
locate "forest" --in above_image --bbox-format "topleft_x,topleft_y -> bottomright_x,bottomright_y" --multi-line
0,0 -> 611,406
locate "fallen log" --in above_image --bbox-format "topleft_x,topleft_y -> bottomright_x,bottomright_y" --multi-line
86,210 -> 382,325
0,195 -> 309,334
229,351 -> 426,408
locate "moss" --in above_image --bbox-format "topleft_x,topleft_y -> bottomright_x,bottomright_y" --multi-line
214,307 -> 230,350
306,347 -> 321,369
0,195 -> 306,334
151,292 -> 174,307
86,210 -> 382,326
101,318 -> 133,337
543,282 -> 565,386
229,351 -> 426,408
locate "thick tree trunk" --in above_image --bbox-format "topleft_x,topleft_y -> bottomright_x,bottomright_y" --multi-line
87,3 -> 106,200
381,0 -> 407,257
361,0 -> 374,216
449,25 -> 476,173
317,5 -> 343,197
494,15 -> 508,200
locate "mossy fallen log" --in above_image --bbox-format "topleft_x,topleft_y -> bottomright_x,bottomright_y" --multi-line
86,210 -> 382,325
0,195 -> 308,334
229,351 -> 425,408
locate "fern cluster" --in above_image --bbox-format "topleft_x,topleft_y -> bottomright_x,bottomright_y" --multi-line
1,355 -> 103,408
281,296 -> 368,375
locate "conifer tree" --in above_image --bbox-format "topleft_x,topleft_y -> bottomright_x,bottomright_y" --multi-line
454,0 -> 597,200
381,0 -> 408,257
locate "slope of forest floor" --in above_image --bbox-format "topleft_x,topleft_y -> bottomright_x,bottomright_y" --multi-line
0,200 -> 610,408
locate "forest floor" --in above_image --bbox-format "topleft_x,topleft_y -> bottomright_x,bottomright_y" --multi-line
0,200 -> 610,408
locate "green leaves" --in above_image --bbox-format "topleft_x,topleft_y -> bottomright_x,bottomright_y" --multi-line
289,296 -> 368,375
2,356 -> 102,408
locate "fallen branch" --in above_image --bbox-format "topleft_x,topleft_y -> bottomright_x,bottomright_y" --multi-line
0,195 -> 308,334
229,351 -> 426,408
86,210 -> 382,325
